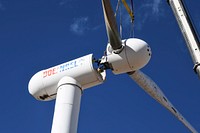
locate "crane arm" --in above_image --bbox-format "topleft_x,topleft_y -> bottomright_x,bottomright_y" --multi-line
168,0 -> 200,77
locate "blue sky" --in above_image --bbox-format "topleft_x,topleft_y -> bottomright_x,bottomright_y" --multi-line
0,0 -> 200,133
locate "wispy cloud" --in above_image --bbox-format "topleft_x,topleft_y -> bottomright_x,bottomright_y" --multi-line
59,0 -> 72,6
135,0 -> 165,30
70,17 -> 89,35
70,16 -> 101,35
0,1 -> 5,11
152,0 -> 162,15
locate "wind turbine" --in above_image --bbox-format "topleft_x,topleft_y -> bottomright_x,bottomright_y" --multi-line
28,0 -> 198,133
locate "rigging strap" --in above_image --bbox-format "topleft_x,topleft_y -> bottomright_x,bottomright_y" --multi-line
115,0 -> 135,37
121,0 -> 134,23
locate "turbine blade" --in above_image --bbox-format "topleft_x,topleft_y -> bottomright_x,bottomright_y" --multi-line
128,70 -> 198,133
102,0 -> 122,51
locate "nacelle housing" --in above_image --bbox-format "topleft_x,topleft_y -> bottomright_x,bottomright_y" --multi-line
28,54 -> 106,101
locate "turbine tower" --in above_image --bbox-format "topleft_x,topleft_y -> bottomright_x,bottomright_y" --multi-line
28,0 -> 198,133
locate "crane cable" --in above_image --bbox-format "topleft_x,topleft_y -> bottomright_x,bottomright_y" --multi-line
122,0 -> 135,37
115,0 -> 135,38
129,0 -> 134,37
115,0 -> 123,38
121,0 -> 134,23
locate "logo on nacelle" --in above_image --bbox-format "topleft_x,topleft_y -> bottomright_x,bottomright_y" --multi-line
43,58 -> 85,78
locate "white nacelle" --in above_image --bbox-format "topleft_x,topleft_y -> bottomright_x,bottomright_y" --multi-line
28,54 -> 106,101
106,38 -> 151,74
